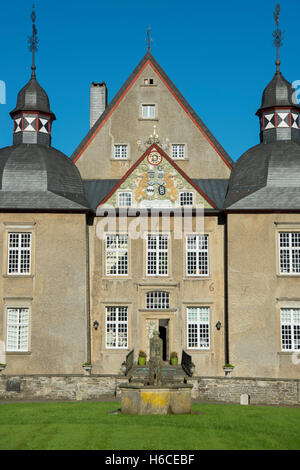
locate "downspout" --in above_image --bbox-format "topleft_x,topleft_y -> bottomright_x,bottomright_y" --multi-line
85,213 -> 93,364
224,211 -> 229,364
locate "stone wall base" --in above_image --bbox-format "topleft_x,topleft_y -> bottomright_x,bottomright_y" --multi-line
0,374 -> 299,405
187,377 -> 300,406
0,375 -> 128,401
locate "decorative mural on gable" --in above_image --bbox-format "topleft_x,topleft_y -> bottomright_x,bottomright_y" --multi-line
105,148 -> 212,209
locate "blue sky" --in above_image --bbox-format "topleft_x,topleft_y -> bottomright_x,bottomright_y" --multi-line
0,0 -> 299,161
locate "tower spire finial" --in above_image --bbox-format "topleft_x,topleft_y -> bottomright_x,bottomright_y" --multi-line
273,3 -> 283,73
146,27 -> 152,52
28,4 -> 39,78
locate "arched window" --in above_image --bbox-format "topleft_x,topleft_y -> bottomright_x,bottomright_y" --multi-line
146,291 -> 170,310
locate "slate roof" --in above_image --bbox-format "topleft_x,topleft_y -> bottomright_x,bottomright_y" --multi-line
257,71 -> 300,114
71,52 -> 233,169
10,75 -> 55,119
193,179 -> 229,209
83,179 -> 119,210
83,178 -> 229,211
0,144 -> 89,211
224,140 -> 300,209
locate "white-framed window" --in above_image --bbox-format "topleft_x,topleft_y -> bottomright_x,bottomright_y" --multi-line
279,232 -> 300,274
186,235 -> 209,276
280,308 -> 300,351
8,232 -> 31,275
142,104 -> 155,119
106,307 -> 128,349
105,234 -> 128,276
172,144 -> 185,159
113,144 -> 128,159
187,307 -> 210,350
146,291 -> 170,310
180,192 -> 194,206
146,234 -> 168,276
118,192 -> 132,208
6,308 -> 29,352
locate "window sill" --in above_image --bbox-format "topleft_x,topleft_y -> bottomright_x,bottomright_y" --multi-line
3,274 -> 34,279
6,351 -> 32,355
183,277 -> 212,281
276,274 -> 300,278
110,158 -> 131,162
138,118 -> 159,122
138,308 -> 177,313
277,351 -> 299,355
186,349 -> 213,354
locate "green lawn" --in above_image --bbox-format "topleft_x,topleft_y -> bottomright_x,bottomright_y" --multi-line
0,401 -> 299,450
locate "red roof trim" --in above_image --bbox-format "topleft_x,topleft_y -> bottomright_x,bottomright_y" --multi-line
98,143 -> 217,209
147,62 -> 232,170
73,60 -> 150,164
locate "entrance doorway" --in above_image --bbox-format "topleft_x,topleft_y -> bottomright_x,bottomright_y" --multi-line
159,319 -> 169,361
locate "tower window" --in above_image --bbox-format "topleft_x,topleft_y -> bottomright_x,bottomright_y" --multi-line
280,308 -> 300,351
6,308 -> 29,352
279,232 -> 300,274
8,232 -> 32,275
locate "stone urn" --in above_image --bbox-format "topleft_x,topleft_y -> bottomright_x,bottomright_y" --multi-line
82,363 -> 92,376
223,365 -> 234,377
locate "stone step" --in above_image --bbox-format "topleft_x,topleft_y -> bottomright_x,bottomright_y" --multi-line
129,363 -> 188,383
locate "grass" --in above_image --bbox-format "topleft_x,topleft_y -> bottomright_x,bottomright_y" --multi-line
0,401 -> 299,450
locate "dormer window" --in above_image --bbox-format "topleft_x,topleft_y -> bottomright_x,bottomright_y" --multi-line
142,104 -> 155,119
114,144 -> 128,159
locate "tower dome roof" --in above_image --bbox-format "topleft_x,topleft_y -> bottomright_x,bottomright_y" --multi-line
224,140 -> 300,210
10,75 -> 55,120
257,71 -> 300,114
0,144 -> 89,210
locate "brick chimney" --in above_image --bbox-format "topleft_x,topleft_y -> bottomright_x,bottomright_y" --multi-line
90,82 -> 107,129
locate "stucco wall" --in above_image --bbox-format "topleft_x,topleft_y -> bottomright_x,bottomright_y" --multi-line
89,214 -> 226,376
0,213 -> 88,375
228,212 -> 300,379
76,63 -> 231,180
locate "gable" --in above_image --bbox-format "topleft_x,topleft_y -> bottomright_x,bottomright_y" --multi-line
72,53 -> 233,181
99,144 -> 216,209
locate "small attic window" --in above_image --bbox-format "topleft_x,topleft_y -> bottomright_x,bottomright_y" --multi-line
143,78 -> 154,85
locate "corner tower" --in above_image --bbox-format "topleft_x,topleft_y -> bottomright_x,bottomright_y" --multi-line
256,4 -> 300,143
10,6 -> 55,146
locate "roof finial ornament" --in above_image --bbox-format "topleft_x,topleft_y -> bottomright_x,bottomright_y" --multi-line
146,27 -> 152,53
273,3 -> 283,73
28,4 -> 39,78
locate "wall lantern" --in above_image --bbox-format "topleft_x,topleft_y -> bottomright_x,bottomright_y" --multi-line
216,321 -> 222,331
93,320 -> 99,331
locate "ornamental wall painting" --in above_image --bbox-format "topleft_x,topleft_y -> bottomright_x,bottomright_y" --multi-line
106,149 -> 212,209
